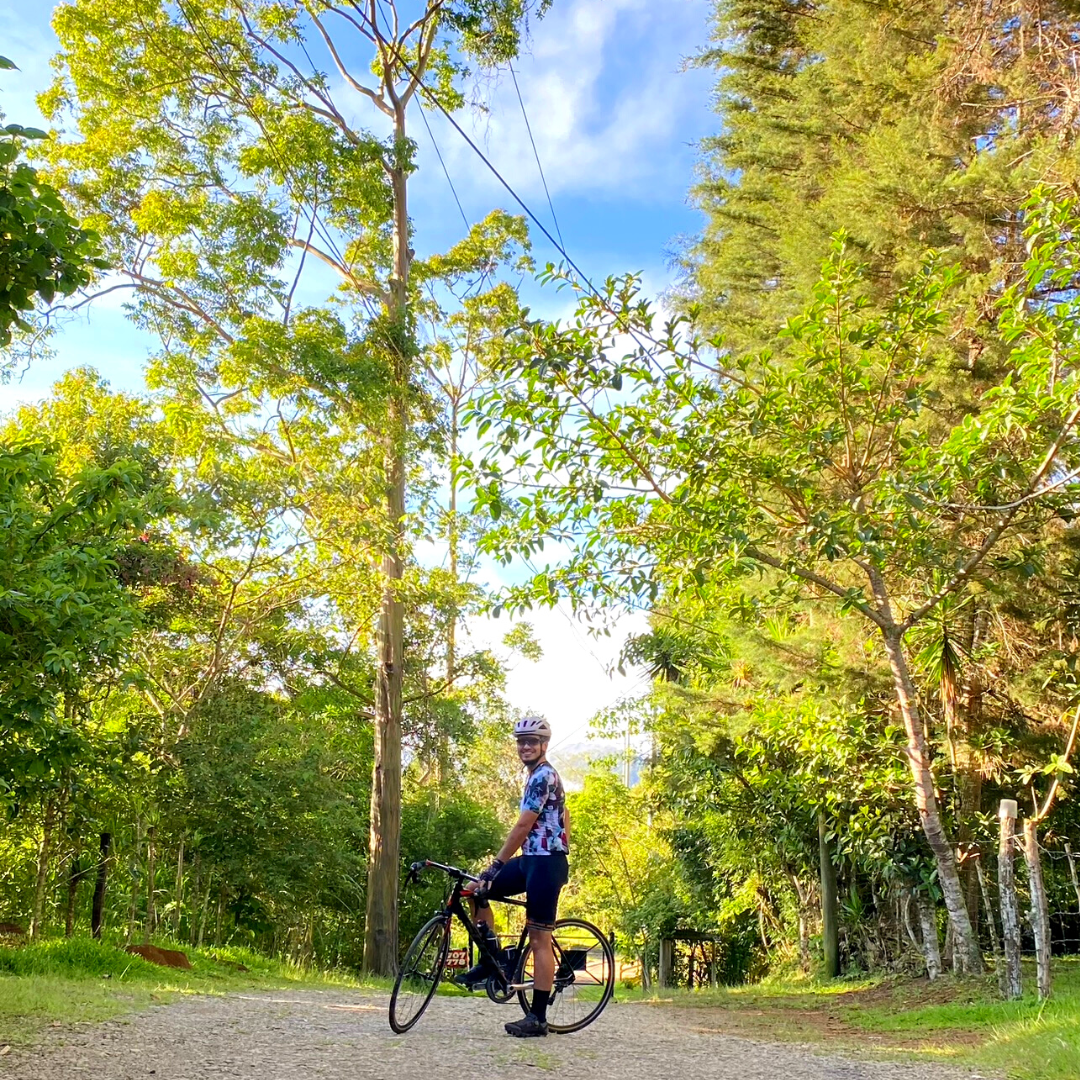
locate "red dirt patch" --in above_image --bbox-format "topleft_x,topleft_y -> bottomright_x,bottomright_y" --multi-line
124,945 -> 192,970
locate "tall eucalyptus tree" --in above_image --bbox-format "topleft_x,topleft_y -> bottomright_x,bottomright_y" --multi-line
44,0 -> 547,973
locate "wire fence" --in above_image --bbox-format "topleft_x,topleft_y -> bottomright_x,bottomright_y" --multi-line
1027,838 -> 1080,957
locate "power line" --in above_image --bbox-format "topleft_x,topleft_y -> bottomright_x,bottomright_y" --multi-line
509,61 -> 565,254
353,7 -> 602,299
353,8 -> 694,394
418,99 -> 470,231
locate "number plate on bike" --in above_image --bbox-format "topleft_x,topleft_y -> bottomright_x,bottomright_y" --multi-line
444,949 -> 469,969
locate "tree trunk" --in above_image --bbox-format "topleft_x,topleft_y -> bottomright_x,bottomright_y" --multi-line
144,825 -> 156,943
127,817 -> 142,944
955,607 -> 987,932
173,837 -> 185,940
29,798 -> 57,941
197,877 -> 212,949
998,800 -> 1023,1000
916,895 -> 942,981
437,395 -> 460,791
975,859 -> 1005,996
882,629 -> 983,973
189,853 -> 201,946
91,831 -> 111,939
66,855 -> 82,938
215,886 -> 225,947
818,813 -> 840,979
1022,817 -> 1052,1001
363,100 -> 410,978
902,891 -> 921,956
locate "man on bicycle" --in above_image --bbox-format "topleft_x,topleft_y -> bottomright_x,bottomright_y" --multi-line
462,715 -> 569,1038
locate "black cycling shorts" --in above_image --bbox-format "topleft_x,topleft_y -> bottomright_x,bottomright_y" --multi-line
480,854 -> 568,931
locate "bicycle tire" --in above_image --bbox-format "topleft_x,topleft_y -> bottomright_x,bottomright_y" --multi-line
515,917 -> 615,1034
388,914 -> 450,1033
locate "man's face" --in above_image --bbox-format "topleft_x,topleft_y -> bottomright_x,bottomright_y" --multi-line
516,735 -> 546,766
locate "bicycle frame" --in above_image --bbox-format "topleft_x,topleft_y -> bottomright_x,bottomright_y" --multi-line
421,860 -> 529,993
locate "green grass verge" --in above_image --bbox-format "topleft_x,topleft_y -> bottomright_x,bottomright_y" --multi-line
618,960 -> 1080,1080
0,935 -> 387,1047
850,961 -> 1080,1080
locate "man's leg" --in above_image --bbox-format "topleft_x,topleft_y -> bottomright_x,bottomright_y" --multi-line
459,860 -> 524,988
506,855 -> 566,1037
527,925 -> 554,1019
469,898 -> 495,931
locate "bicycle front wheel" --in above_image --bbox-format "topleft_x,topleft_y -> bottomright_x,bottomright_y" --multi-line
516,918 -> 615,1033
389,915 -> 450,1033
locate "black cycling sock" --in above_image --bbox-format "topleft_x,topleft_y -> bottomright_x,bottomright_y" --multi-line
531,989 -> 550,1022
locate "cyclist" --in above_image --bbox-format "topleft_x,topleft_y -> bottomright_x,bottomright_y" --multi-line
462,715 -> 569,1038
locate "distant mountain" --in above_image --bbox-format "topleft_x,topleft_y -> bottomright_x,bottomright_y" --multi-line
550,739 -> 645,791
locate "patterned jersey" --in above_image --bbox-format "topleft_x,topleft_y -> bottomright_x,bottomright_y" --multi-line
520,761 -> 569,855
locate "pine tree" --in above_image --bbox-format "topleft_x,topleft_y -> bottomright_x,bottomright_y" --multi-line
689,0 -> 1080,356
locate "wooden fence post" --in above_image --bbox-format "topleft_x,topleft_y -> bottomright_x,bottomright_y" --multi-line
998,799 -> 1023,1000
658,938 -> 674,989
1022,817 -> 1052,1001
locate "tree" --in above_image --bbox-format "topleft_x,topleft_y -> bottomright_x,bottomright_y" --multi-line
468,192 -> 1080,974
0,55 -> 104,352
44,0 -> 549,973
687,1 -> 1080,356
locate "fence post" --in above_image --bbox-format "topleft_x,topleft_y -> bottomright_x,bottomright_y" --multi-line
1021,817 -> 1052,1001
998,799 -> 1023,1000
659,937 -> 674,989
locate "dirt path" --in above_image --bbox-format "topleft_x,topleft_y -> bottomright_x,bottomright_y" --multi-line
1,989 -> 994,1080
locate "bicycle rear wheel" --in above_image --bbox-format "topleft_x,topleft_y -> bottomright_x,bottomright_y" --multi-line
516,918 -> 615,1033
389,915 -> 450,1033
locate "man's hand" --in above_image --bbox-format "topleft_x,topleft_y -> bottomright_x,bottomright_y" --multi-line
468,858 -> 505,899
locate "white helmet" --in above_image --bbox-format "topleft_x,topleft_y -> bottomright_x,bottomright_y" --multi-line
513,715 -> 552,740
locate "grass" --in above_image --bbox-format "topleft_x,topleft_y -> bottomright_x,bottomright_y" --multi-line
0,935 -> 384,1048
618,960 -> 1080,1080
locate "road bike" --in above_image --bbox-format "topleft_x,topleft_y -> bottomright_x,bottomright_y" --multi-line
388,859 -> 615,1035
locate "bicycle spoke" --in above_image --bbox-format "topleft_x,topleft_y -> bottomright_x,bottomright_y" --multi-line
389,917 -> 448,1033
516,918 -> 614,1034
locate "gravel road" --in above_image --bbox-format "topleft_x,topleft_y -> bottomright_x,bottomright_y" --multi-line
1,989 -> 995,1080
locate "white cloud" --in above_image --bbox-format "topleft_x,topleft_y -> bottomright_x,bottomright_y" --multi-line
465,602 -> 650,748
419,0 -> 713,203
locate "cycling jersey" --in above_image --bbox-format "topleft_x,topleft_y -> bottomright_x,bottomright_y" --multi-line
520,761 -> 568,855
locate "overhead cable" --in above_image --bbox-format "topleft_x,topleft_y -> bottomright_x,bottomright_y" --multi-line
509,61 -> 566,254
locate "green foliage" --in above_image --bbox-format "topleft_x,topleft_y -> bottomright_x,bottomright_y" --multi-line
397,787 -> 505,943
0,55 -> 106,350
688,1 -> 1080,355
0,438 -> 172,800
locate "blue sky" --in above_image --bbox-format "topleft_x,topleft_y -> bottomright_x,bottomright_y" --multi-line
0,0 -> 717,747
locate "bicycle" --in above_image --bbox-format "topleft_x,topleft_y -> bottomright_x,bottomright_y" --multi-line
388,859 -> 615,1035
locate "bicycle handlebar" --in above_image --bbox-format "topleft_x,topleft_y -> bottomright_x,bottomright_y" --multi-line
406,858 -> 527,908
408,859 -> 478,883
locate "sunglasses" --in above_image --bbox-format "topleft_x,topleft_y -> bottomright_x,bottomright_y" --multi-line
516,737 -> 542,748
